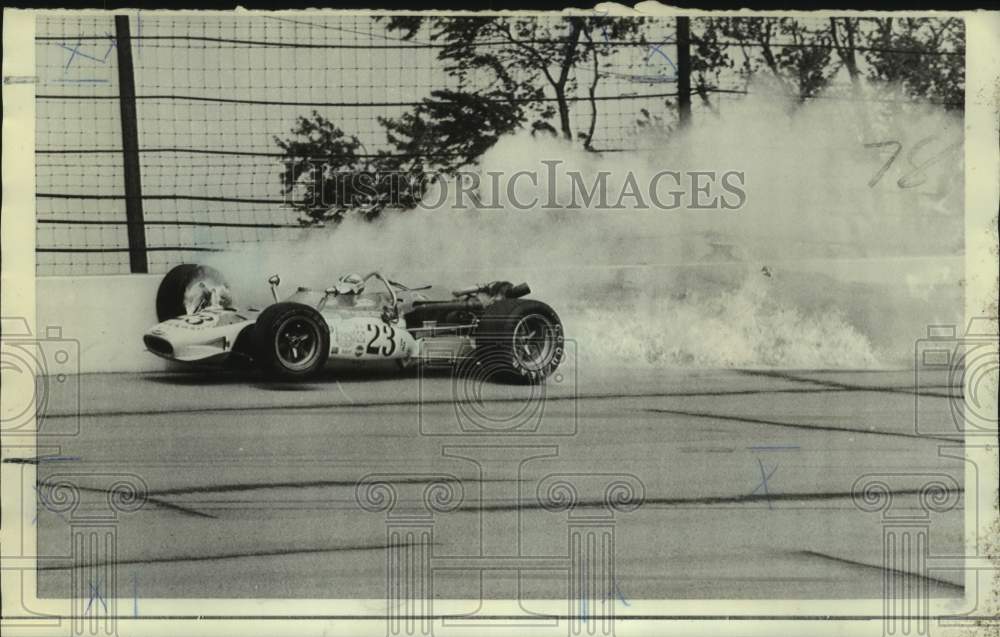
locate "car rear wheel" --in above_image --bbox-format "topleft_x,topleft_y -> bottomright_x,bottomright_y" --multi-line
253,302 -> 330,379
473,299 -> 564,384
155,264 -> 233,322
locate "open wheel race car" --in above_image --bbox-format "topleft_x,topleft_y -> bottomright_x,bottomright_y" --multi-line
143,264 -> 564,383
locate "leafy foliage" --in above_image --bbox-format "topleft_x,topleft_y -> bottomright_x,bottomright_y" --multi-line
382,15 -> 647,147
274,112 -> 417,225
378,89 -> 525,174
693,17 -> 964,109
861,18 -> 964,109
275,16 -> 965,224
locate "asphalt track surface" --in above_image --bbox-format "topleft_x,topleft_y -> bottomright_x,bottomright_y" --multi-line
25,364 -> 966,600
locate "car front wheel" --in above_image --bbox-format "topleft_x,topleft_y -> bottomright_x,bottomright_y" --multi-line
253,303 -> 330,379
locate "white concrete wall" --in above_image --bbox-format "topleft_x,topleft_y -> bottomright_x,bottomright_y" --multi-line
36,275 -> 171,373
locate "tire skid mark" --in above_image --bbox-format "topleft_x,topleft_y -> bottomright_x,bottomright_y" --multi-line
38,483 -> 216,519
39,477 -> 513,516
44,372 -> 960,421
147,476 -> 510,498
3,456 -> 81,465
40,387 -> 882,421
738,369 -> 958,399
36,541 -> 432,571
85,487 -> 963,514
644,407 -> 962,443
463,486 -> 963,512
794,549 -> 965,591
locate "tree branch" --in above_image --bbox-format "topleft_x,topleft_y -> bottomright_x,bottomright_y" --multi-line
582,28 -> 601,150
492,21 -> 559,89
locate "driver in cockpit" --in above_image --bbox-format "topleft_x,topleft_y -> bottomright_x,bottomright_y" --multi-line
332,273 -> 375,308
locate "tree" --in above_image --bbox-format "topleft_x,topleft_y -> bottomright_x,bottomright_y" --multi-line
275,16 -> 964,224
274,15 -> 659,224
382,15 -> 648,149
861,17 -> 964,110
274,112 -> 419,225
829,17 -> 863,87
691,17 -> 964,113
378,89 -> 524,175
696,18 -> 840,104
274,92 -> 524,224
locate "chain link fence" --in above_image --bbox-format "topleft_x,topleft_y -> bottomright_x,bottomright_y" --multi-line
34,13 -> 963,275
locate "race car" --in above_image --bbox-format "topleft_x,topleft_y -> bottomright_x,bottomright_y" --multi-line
142,264 -> 564,383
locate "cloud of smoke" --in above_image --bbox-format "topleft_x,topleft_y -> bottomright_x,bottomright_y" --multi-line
208,85 -> 963,368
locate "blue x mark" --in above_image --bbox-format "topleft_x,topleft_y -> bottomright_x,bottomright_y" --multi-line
612,579 -> 630,607
578,562 -> 630,621
750,458 -> 778,509
57,34 -> 115,71
644,44 -> 678,80
85,577 -> 107,613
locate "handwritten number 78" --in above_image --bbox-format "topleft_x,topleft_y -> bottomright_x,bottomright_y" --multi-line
865,136 -> 961,189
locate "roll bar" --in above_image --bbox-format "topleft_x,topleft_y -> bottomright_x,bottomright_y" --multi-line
362,271 -> 398,317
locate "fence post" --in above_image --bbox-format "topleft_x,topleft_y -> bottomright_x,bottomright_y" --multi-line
114,15 -> 148,273
676,16 -> 692,127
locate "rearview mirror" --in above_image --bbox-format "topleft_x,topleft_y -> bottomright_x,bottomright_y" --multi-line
317,287 -> 338,311
268,274 -> 281,302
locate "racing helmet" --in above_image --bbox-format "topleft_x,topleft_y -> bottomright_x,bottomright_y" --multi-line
334,272 -> 365,295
